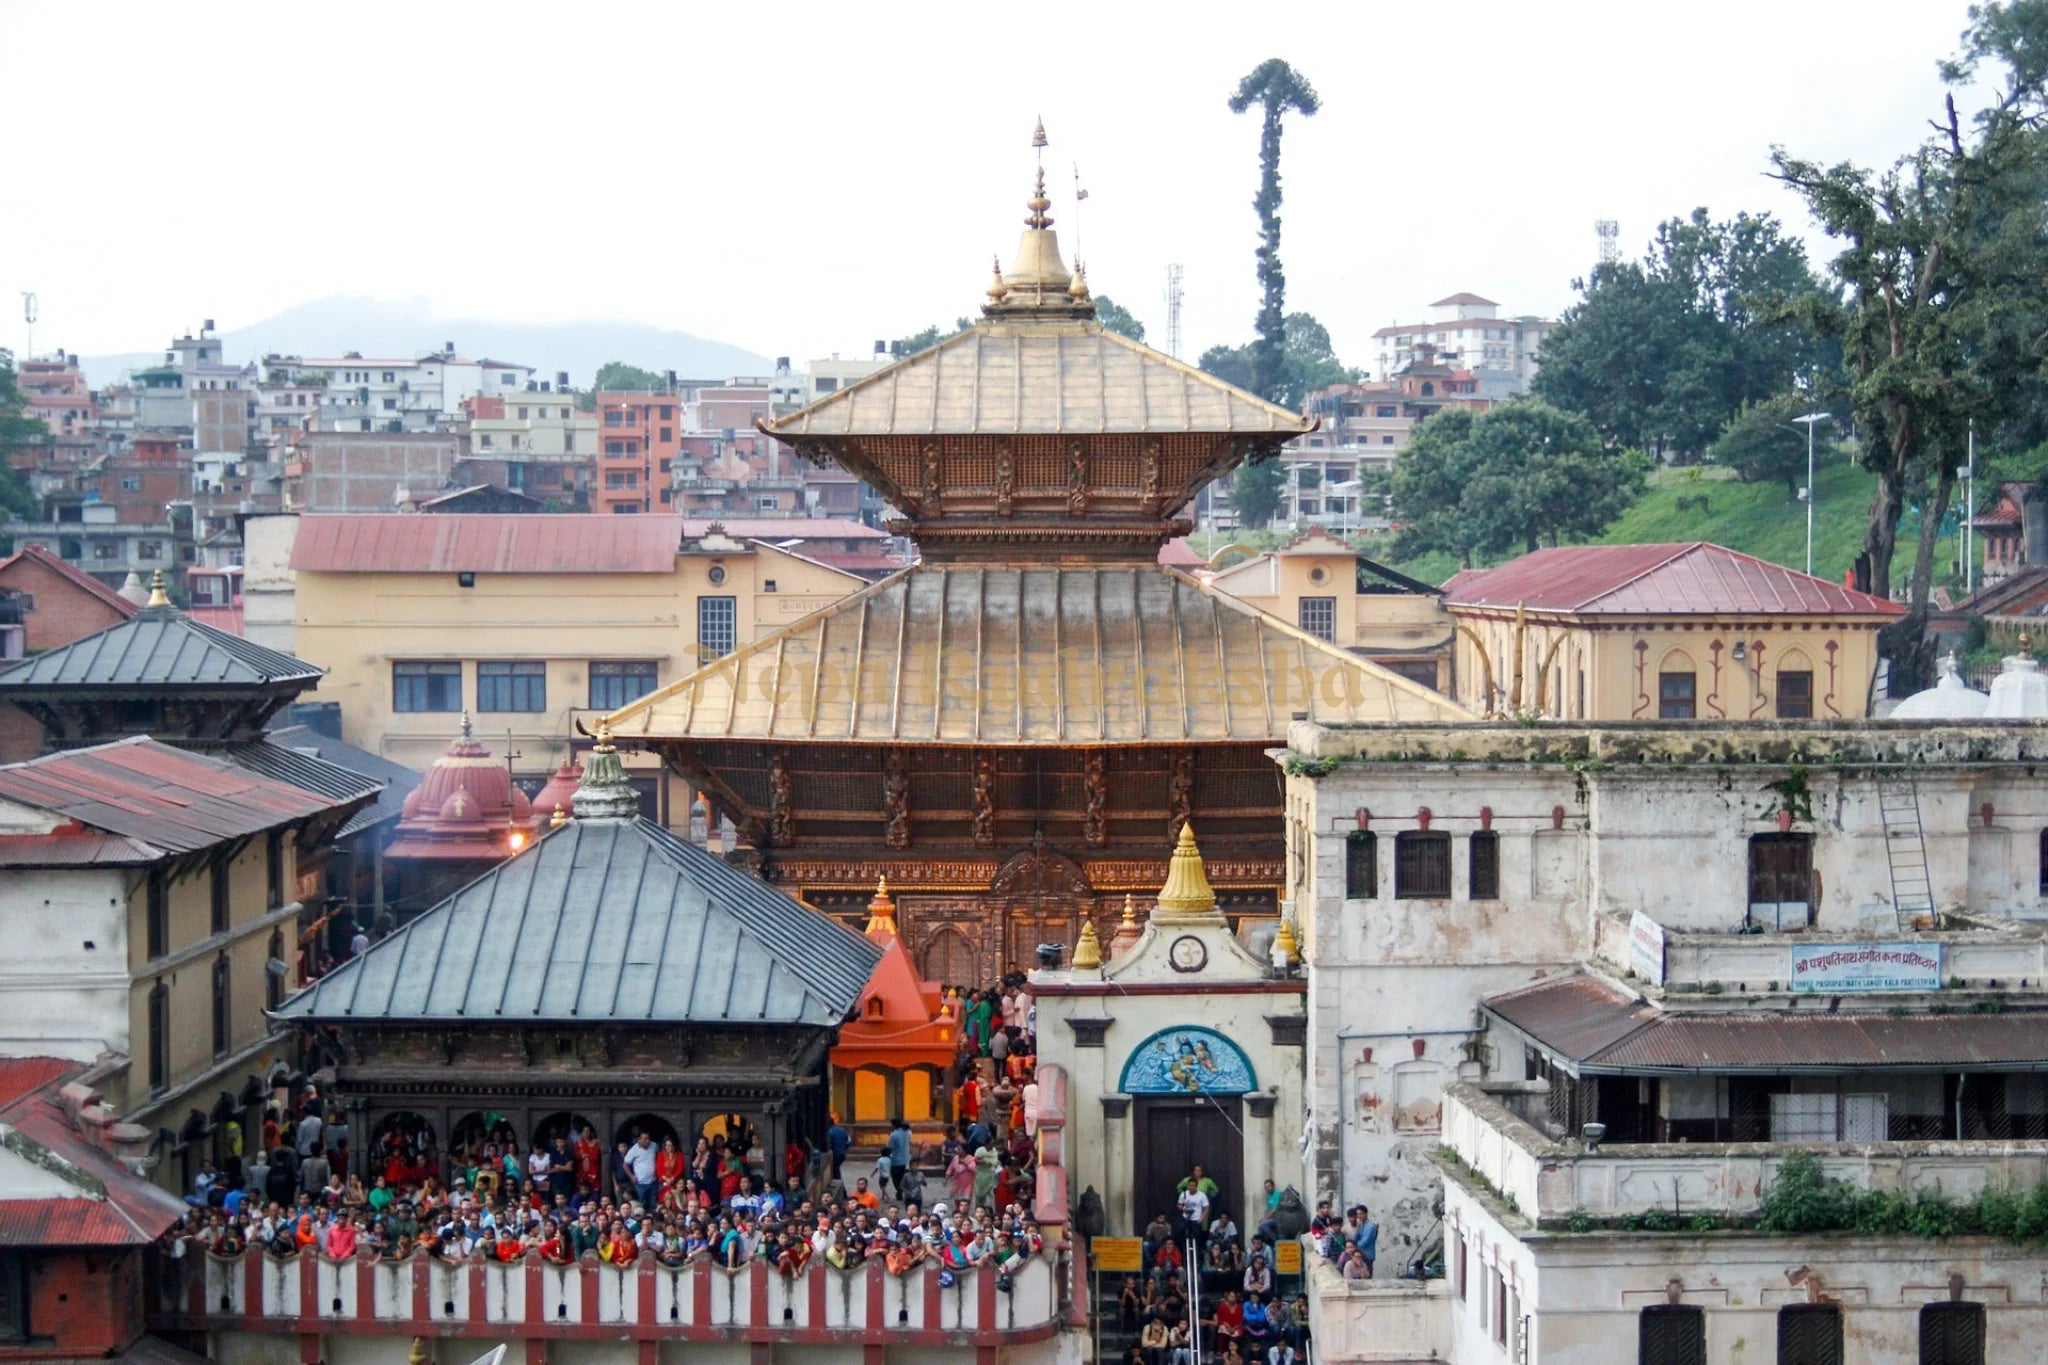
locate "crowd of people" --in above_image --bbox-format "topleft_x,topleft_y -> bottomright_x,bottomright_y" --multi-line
1115,1168 -> 1322,1365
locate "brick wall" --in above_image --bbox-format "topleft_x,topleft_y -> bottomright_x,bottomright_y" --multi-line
289,433 -> 459,512
0,1248 -> 146,1358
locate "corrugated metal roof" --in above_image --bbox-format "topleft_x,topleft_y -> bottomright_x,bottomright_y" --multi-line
765,323 -> 1314,438
263,726 -> 421,838
0,832 -> 162,867
0,605 -> 321,690
0,1058 -> 82,1111
1486,974 -> 2048,1074
292,514 -> 685,575
273,817 -> 881,1026
0,737 -> 354,853
0,1197 -> 166,1247
1443,543 -> 1906,617
604,563 -> 1471,744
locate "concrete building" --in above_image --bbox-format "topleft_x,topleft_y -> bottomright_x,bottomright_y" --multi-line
593,390 -> 680,513
271,351 -> 536,434
804,349 -> 892,404
280,430 -> 459,512
267,513 -> 866,819
1276,716 -> 2048,1362
1372,293 -> 1554,395
1443,542 -> 1904,720
1207,528 -> 1455,691
0,545 -> 140,760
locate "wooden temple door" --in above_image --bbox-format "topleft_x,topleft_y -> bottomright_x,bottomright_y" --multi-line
988,839 -> 1093,978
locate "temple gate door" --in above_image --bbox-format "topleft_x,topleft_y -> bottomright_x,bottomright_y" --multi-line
988,839 -> 1093,978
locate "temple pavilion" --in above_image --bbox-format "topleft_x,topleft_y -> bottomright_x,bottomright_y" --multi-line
605,134 -> 1472,982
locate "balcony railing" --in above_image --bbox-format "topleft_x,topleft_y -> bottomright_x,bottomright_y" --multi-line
151,1246 -> 1061,1348
1441,1081 -> 2048,1225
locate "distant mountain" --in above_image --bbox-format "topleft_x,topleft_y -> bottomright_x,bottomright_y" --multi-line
77,296 -> 772,388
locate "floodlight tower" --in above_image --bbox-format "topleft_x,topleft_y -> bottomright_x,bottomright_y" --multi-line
1163,264 -> 1184,359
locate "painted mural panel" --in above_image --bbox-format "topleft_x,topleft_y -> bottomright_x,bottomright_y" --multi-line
1118,1026 -> 1257,1094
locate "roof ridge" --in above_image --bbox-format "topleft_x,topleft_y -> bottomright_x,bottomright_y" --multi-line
1572,542 -> 1701,610
0,546 -> 141,617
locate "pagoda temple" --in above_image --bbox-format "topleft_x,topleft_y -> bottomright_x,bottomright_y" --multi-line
606,131 -> 1471,981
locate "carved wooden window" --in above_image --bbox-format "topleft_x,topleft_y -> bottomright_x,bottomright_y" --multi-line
1345,833 -> 1377,899
1776,670 -> 1814,719
1918,1302 -> 1985,1365
1638,1304 -> 1705,1365
1777,1304 -> 1842,1365
1657,671 -> 1696,719
1748,834 -> 1813,923
1468,832 -> 1500,900
1394,831 -> 1451,899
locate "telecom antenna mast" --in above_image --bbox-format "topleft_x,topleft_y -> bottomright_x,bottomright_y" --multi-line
1595,220 -> 1620,269
1163,264 -> 1184,359
20,293 -> 35,361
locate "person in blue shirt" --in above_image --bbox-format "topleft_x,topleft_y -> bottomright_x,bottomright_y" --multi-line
1349,1205 -> 1379,1277
883,1118 -> 913,1199
827,1116 -> 851,1183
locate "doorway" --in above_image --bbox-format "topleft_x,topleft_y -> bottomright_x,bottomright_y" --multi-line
1132,1095 -> 1244,1236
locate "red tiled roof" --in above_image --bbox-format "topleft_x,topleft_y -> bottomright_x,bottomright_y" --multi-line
0,1057 -> 82,1111
1158,538 -> 1205,568
1442,543 -> 1905,617
0,1198 -> 169,1247
293,514 -> 686,574
0,736 -> 351,855
0,545 -> 140,618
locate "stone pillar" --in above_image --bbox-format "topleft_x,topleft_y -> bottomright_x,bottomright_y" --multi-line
1245,1091 -> 1278,1224
1101,1095 -> 1131,1234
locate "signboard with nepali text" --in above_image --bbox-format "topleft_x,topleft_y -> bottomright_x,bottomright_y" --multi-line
1092,1238 -> 1144,1273
1628,910 -> 1667,986
1789,942 -> 1943,993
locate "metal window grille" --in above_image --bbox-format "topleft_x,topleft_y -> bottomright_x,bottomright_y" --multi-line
1777,1304 -> 1842,1365
1346,833 -> 1377,899
699,596 -> 737,660
477,661 -> 546,713
589,660 -> 660,710
1298,596 -> 1337,641
1658,671 -> 1696,719
1776,670 -> 1814,719
1918,1303 -> 1986,1365
1469,832 -> 1500,900
393,662 -> 463,712
1638,1305 -> 1705,1365
1394,831 -> 1451,899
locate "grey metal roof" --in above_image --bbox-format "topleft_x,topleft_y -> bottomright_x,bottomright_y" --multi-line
258,726 -> 421,838
0,605 -> 322,691
273,817 -> 881,1027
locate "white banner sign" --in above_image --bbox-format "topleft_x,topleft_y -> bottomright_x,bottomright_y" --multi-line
1628,910 -> 1666,986
1789,942 -> 1943,993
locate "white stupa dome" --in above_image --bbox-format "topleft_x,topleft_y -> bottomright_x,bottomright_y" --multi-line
1891,652 -> 1989,719
1985,642 -> 2048,719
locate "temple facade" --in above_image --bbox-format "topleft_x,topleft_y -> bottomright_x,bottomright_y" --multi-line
606,149 -> 1471,982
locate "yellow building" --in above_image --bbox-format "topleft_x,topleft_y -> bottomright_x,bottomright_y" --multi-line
1205,527 -> 1456,690
1441,542 -> 1904,720
282,514 -> 866,821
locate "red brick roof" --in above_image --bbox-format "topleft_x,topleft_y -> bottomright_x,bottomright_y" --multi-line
1158,538 -> 1205,568
0,545 -> 140,618
1442,543 -> 1905,617
0,1057 -> 82,1111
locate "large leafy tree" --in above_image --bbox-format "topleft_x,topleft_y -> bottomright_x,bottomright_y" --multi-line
890,319 -> 975,359
1534,210 -> 1829,461
1092,295 -> 1145,342
1391,400 -> 1647,565
1201,311 -> 1357,528
1229,59 -> 1320,402
1771,0 -> 2048,685
0,354 -> 46,520
592,361 -> 664,392
1708,394 -> 1825,496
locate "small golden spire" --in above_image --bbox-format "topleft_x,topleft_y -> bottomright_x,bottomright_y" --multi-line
144,570 -> 170,609
594,719 -> 614,749
2020,631 -> 2033,660
1026,167 -> 1053,230
549,804 -> 569,828
986,255 -> 1010,303
1032,117 -> 1047,150
1155,823 -> 1221,919
408,1339 -> 430,1365
1120,893 -> 1138,931
1068,260 -> 1090,300
1274,919 -> 1300,963
1072,917 -> 1103,970
863,873 -> 899,942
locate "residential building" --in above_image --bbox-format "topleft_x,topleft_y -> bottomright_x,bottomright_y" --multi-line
0,737 -> 364,1144
460,387 -> 595,507
1372,292 -> 1554,395
0,545 -> 140,760
1277,716 -> 2048,1363
280,430 -> 459,512
1442,542 -> 1903,719
0,509 -> 186,587
804,348 -> 892,404
0,1058 -> 190,1361
14,351 -> 97,445
270,350 -> 536,434
593,389 -> 681,513
265,513 -> 867,822
1206,528 -> 1456,690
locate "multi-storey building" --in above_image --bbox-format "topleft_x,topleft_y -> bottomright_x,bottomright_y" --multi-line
280,430 -> 459,512
1372,292 -> 1554,395
15,350 -> 97,444
269,350 -> 536,434
460,388 -> 595,508
593,389 -> 681,513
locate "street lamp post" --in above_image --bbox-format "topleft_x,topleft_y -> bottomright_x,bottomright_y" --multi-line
1790,412 -> 1830,576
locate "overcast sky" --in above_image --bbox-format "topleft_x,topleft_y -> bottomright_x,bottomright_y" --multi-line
0,0 -> 1985,374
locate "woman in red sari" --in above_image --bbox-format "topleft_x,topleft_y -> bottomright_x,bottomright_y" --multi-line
655,1138 -> 685,1203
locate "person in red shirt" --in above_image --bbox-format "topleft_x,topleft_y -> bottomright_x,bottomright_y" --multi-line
655,1138 -> 685,1202
1213,1290 -> 1246,1341
573,1127 -> 602,1191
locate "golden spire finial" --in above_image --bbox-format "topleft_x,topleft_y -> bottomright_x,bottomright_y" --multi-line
594,718 -> 614,750
1068,260 -> 1090,301
864,873 -> 899,942
1120,893 -> 1138,930
2020,631 -> 2034,660
549,803 -> 568,828
1026,166 -> 1053,230
408,1339 -> 430,1365
144,570 -> 170,609
1274,918 -> 1300,962
1032,117 -> 1047,150
986,255 -> 1010,303
1072,916 -> 1103,970
1155,823 -> 1221,919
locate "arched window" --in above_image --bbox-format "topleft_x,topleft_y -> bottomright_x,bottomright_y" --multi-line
211,953 -> 231,1059
1658,650 -> 1697,719
1776,650 -> 1815,719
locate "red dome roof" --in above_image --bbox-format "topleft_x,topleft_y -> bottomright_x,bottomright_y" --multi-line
529,759 -> 582,825
385,719 -> 538,863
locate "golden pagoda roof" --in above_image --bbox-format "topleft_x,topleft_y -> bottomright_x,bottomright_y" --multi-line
761,323 -> 1313,440
604,562 -> 1472,745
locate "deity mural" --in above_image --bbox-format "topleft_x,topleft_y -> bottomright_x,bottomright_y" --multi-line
1118,1026 -> 1256,1095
